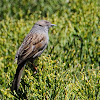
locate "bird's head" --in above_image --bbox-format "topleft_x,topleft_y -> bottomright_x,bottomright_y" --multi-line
35,20 -> 56,29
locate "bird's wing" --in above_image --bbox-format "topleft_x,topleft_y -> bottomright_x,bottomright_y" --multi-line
15,33 -> 48,64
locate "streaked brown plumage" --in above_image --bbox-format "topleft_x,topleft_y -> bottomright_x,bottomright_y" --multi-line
11,20 -> 56,91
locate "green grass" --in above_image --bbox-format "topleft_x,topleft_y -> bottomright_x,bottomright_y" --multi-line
0,0 -> 100,99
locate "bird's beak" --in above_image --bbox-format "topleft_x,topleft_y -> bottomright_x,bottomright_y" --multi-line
51,24 -> 57,27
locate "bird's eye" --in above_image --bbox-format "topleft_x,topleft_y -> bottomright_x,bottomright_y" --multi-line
39,24 -> 42,26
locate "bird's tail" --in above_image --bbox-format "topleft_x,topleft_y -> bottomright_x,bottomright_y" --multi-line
11,62 -> 25,92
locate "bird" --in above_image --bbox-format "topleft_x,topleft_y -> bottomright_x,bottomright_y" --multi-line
11,20 -> 56,92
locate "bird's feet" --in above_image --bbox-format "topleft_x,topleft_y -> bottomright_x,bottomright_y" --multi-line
33,64 -> 38,75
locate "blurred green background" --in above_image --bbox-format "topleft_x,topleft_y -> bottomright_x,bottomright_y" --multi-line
0,0 -> 100,99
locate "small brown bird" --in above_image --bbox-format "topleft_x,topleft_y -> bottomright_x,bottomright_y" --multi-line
11,20 -> 56,91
